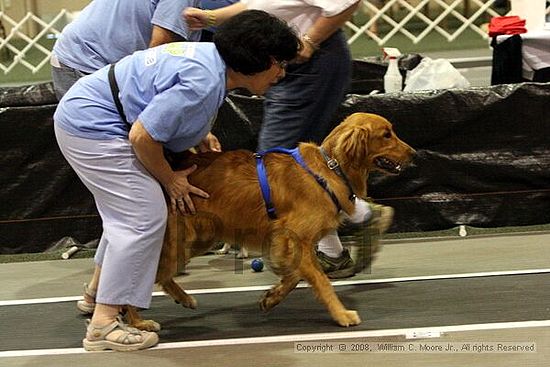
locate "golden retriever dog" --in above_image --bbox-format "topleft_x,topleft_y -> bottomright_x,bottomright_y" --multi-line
127,112 -> 415,330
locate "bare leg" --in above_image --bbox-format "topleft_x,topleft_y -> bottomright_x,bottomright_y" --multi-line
91,303 -> 122,326
84,265 -> 101,303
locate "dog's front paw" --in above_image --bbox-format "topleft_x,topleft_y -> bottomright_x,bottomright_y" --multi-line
132,319 -> 161,332
174,294 -> 198,309
335,310 -> 361,327
258,292 -> 280,312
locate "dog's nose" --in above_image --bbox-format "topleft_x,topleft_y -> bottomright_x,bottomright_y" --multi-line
404,146 -> 417,164
402,142 -> 416,156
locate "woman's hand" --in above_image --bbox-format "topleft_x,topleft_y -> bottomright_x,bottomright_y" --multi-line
294,38 -> 317,64
165,165 -> 209,215
184,7 -> 209,30
198,132 -> 221,152
129,121 -> 209,215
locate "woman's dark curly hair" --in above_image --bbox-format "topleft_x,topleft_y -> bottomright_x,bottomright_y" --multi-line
214,10 -> 300,75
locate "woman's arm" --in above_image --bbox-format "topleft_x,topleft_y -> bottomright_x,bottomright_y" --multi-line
128,120 -> 209,214
296,1 -> 361,63
184,2 -> 247,30
149,25 -> 186,47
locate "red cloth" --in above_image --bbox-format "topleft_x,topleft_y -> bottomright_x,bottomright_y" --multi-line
489,16 -> 527,37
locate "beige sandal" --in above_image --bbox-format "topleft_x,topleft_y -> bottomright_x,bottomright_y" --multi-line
83,316 -> 159,351
77,283 -> 96,314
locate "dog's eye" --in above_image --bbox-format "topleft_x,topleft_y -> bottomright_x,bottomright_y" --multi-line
383,131 -> 392,139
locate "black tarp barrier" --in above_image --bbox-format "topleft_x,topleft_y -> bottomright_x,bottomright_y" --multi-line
1,63 -> 550,253
1,83 -> 102,254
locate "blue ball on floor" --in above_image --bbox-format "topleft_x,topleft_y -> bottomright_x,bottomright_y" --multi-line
251,258 -> 264,272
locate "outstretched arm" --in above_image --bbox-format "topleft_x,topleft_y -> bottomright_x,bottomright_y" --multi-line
184,2 -> 247,30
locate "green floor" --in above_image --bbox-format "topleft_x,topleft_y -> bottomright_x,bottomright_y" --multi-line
1,231 -> 549,366
3,273 -> 550,351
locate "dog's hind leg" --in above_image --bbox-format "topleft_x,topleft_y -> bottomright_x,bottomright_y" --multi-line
159,278 -> 197,309
154,212 -> 197,309
299,248 -> 361,327
259,274 -> 300,312
124,211 -> 180,331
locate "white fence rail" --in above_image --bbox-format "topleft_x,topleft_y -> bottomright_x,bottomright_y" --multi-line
0,0 -> 514,77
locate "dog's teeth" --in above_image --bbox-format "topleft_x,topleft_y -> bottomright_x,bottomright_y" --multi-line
376,156 -> 402,173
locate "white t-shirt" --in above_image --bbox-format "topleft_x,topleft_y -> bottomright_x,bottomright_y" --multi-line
241,0 -> 360,35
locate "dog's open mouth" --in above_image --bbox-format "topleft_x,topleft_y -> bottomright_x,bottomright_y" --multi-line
375,156 -> 402,174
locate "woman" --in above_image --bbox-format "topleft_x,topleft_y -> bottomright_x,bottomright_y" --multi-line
54,10 -> 300,352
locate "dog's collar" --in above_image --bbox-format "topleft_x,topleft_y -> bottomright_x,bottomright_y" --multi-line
319,147 -> 356,203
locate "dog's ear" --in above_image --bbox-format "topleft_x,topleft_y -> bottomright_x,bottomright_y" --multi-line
335,125 -> 369,167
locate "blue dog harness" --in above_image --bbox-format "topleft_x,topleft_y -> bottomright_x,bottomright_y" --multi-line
254,147 -> 355,220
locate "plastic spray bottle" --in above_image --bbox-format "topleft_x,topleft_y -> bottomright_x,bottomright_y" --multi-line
383,47 -> 403,93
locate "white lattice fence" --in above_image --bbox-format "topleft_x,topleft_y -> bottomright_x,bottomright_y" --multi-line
346,0 -> 499,45
0,9 -> 67,75
0,1 -> 534,77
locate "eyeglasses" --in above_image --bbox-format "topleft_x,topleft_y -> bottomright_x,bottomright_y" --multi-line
275,60 -> 288,70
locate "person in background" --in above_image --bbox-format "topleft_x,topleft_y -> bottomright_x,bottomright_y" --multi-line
51,0 -> 201,99
185,0 -> 394,279
54,10 -> 300,351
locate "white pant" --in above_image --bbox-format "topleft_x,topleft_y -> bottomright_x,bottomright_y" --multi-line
54,125 -> 167,309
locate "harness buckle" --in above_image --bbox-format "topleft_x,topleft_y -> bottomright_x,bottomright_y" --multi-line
326,158 -> 339,170
253,152 -> 262,159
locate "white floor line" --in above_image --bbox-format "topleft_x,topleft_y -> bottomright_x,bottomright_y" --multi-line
2,268 -> 550,307
2,319 -> 550,358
